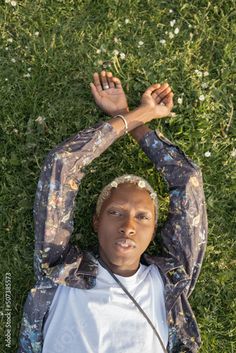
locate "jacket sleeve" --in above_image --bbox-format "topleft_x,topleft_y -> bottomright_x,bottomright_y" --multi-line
33,121 -> 118,283
139,129 -> 208,297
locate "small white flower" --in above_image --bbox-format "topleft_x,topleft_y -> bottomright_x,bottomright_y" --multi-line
13,128 -> 18,133
114,37 -> 119,43
160,39 -> 166,44
23,73 -> 31,78
138,41 -> 144,46
113,49 -> 119,56
169,32 -> 174,39
34,31 -> 39,37
120,52 -> 126,60
96,49 -> 101,54
177,97 -> 183,105
203,71 -> 209,77
11,58 -> 16,63
5,78 -> 8,81
188,24 -> 192,28
111,181 -> 118,188
204,151 -> 211,157
27,67 -> 32,72
138,180 -> 146,188
201,82 -> 208,89
169,9 -> 173,13
11,0 -> 17,6
174,27 -> 179,34
125,19 -> 130,24
35,116 -> 45,124
170,20 -> 176,27
7,38 -> 13,43
195,70 -> 202,77
199,95 -> 205,101
231,149 -> 236,158
5,47 -> 9,51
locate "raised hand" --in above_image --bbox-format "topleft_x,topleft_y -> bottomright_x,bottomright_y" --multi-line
140,82 -> 174,119
90,71 -> 129,117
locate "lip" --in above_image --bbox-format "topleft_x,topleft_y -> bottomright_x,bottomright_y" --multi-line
114,238 -> 136,251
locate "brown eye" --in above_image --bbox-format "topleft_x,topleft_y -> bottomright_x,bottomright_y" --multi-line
108,209 -> 122,216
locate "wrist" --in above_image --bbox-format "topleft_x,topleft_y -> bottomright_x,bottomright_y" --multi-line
111,107 -> 129,117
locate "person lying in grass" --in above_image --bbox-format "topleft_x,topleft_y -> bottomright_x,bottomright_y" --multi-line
17,71 -> 208,353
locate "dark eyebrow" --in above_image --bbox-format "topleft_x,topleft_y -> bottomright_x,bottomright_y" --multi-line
108,203 -> 153,214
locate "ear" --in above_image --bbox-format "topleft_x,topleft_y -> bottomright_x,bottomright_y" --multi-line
93,213 -> 99,233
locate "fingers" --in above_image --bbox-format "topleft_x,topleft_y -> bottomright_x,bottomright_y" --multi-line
107,72 -> 115,88
100,70 -> 110,89
93,72 -> 103,92
163,91 -> 174,109
152,83 -> 173,105
143,83 -> 162,96
91,71 -> 122,91
112,77 -> 122,89
90,82 -> 100,102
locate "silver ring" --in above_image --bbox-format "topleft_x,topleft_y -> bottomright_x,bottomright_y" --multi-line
103,84 -> 109,90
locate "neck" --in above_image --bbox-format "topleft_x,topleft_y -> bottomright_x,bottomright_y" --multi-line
98,253 -> 140,277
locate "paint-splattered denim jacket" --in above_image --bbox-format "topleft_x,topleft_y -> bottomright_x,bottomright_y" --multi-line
17,121 -> 208,353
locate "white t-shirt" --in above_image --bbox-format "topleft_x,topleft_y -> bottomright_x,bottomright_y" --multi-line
42,263 -> 168,353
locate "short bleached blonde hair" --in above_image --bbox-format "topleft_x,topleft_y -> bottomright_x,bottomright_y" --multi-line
95,174 -> 158,222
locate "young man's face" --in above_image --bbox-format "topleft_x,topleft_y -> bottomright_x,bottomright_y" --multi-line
93,183 -> 156,274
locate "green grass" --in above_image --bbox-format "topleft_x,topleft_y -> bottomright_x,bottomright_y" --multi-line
0,0 -> 235,352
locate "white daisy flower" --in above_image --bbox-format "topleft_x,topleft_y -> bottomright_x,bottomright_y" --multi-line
11,58 -> 16,63
111,181 -> 118,188
5,78 -> 8,81
120,52 -> 126,60
125,19 -> 130,24
195,70 -> 202,77
96,49 -> 101,54
11,0 -> 17,6
35,116 -> 45,124
169,32 -> 174,39
113,49 -> 119,56
169,9 -> 173,13
5,47 -> 9,51
114,37 -> 119,43
34,31 -> 39,37
7,38 -> 13,43
174,27 -> 179,34
231,148 -> 236,158
27,67 -> 32,72
203,71 -> 209,77
177,97 -> 183,105
138,41 -> 144,46
23,73 -> 31,78
204,151 -> 211,157
13,128 -> 18,133
160,39 -> 166,44
138,180 -> 146,188
170,20 -> 176,27
199,95 -> 205,101
201,82 -> 208,89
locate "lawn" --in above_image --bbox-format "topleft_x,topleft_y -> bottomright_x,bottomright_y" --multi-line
0,0 -> 235,352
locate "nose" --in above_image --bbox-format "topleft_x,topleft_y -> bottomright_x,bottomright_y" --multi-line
119,216 -> 136,237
